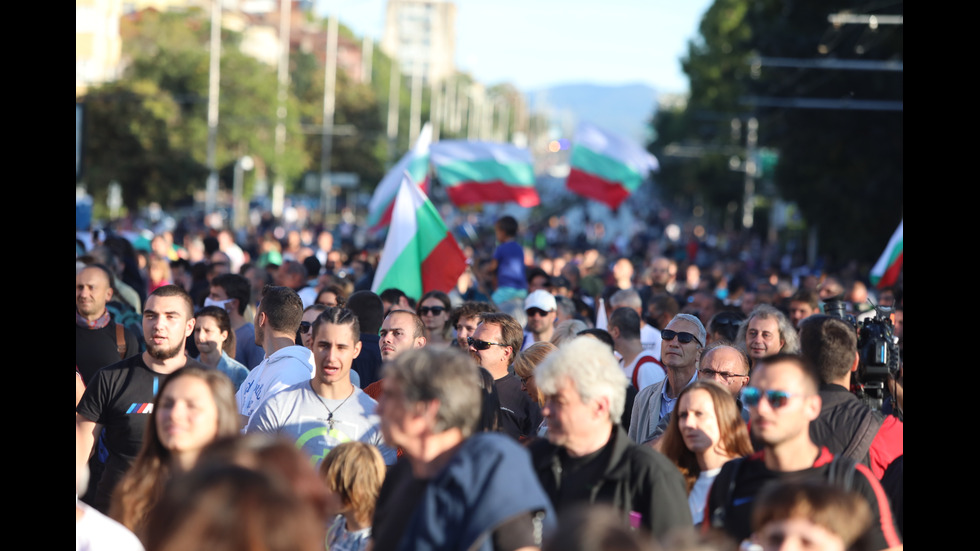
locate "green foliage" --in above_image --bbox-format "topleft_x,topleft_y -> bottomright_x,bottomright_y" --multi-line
652,0 -> 903,263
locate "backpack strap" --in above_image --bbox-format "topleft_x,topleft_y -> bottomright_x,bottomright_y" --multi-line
841,409 -> 883,467
709,456 -> 745,531
114,322 -> 126,359
826,454 -> 858,492
632,355 -> 666,389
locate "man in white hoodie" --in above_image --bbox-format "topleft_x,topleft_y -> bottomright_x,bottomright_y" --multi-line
236,285 -> 315,427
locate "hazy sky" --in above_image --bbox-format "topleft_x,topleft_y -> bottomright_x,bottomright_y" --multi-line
321,0 -> 714,93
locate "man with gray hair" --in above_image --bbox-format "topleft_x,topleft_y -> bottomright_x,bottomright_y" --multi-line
628,313 -> 706,445
735,304 -> 799,368
528,336 -> 692,538
373,348 -> 555,550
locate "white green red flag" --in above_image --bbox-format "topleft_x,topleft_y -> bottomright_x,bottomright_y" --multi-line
371,171 -> 468,301
566,122 -> 659,210
366,123 -> 432,235
870,220 -> 903,289
429,140 -> 540,207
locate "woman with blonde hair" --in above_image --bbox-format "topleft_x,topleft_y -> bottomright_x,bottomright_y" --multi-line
110,367 -> 240,539
659,380 -> 753,526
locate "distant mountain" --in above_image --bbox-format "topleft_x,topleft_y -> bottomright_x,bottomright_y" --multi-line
526,83 -> 658,145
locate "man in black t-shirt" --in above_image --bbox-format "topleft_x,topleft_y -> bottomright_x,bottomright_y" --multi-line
76,285 -> 204,512
76,264 -> 139,385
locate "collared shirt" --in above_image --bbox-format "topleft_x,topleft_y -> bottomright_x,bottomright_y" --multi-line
659,370 -> 699,421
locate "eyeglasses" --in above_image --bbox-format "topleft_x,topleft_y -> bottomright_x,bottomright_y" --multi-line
712,316 -> 744,327
700,368 -> 749,382
299,321 -> 312,334
661,329 -> 703,346
467,336 -> 507,351
419,306 -> 446,316
526,308 -> 551,317
742,387 -> 800,409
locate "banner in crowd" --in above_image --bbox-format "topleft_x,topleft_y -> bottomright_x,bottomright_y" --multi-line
371,172 -> 467,301
367,123 -> 432,235
429,140 -> 540,207
870,219 -> 903,289
565,122 -> 659,210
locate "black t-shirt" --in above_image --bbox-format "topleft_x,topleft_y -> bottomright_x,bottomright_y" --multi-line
75,322 -> 137,386
495,373 -> 543,441
76,353 -> 205,509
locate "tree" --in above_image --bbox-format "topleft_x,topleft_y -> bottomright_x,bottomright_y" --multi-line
652,0 -> 903,265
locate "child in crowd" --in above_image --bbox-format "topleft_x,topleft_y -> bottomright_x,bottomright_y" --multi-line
319,442 -> 386,551
488,215 -> 527,304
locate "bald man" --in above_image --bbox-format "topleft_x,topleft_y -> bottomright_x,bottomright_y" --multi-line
76,264 -> 139,385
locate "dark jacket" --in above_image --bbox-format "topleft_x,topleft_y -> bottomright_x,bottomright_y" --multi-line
528,424 -> 692,539
810,384 -> 903,479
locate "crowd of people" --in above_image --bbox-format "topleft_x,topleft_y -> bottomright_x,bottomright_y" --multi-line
76,210 -> 903,551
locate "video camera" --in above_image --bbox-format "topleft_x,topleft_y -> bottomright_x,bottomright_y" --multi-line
822,295 -> 901,415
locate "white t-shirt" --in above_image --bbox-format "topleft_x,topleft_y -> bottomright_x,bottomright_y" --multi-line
689,467 -> 722,526
623,350 -> 666,390
76,501 -> 144,551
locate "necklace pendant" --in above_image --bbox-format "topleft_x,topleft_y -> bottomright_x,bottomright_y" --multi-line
327,412 -> 334,430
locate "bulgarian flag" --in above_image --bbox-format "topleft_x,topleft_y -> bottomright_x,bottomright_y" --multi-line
371,171 -> 468,301
429,140 -> 540,207
566,122 -> 659,210
366,123 -> 432,235
870,220 -> 903,289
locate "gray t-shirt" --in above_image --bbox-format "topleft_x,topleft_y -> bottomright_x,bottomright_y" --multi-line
245,381 -> 396,468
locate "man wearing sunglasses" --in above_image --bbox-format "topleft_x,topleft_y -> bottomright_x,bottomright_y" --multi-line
703,354 -> 901,550
628,314 -> 705,445
469,312 -> 542,441
522,290 -> 557,351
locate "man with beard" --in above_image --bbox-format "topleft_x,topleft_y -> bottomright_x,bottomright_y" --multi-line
76,285 -> 204,512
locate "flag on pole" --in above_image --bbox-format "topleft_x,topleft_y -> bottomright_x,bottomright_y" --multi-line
429,140 -> 540,207
371,171 -> 468,302
566,122 -> 659,210
366,123 -> 432,235
870,220 -> 903,289
595,297 -> 608,331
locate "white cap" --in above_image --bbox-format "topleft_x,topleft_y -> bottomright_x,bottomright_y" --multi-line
525,289 -> 557,312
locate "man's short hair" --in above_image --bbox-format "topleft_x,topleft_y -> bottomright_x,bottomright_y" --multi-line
384,309 -> 425,340
649,293 -> 680,320
577,328 -> 615,351
382,348 -> 482,437
478,312 -> 524,364
148,284 -> 195,318
311,306 -> 360,343
608,307 -> 641,341
450,301 -> 498,330
798,315 -> 858,383
669,313 -> 707,346
736,304 -> 800,354
708,309 -> 747,343
80,262 -> 116,293
755,353 -> 820,395
609,288 -> 642,310
210,273 -> 251,315
258,285 -> 304,334
789,288 -> 820,311
526,266 -> 550,286
379,288 -> 408,307
346,291 -> 385,334
536,337 -> 628,423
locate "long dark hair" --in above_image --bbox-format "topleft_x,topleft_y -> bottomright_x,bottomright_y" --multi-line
659,380 -> 753,492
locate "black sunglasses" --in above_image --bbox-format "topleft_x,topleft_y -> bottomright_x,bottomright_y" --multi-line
526,307 -> 551,317
419,306 -> 446,316
467,336 -> 506,351
299,321 -> 312,334
742,388 -> 799,409
661,329 -> 702,346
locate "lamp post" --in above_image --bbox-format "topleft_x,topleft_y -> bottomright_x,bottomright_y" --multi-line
233,156 -> 254,232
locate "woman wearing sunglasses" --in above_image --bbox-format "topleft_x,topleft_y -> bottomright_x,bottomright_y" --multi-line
416,291 -> 453,350
659,380 -> 753,527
